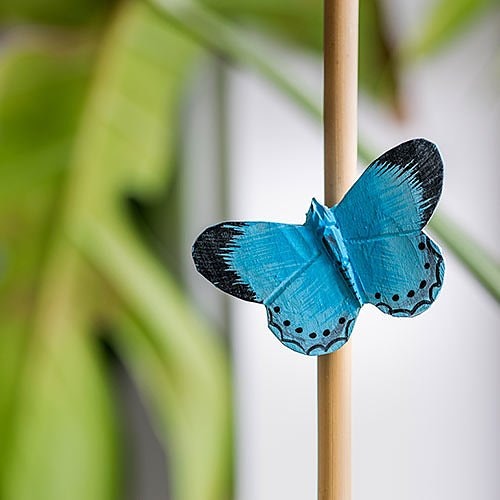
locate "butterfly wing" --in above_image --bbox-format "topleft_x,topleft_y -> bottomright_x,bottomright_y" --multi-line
335,138 -> 443,239
264,253 -> 360,355
334,138 -> 445,315
344,233 -> 444,316
192,221 -> 315,303
192,221 -> 360,355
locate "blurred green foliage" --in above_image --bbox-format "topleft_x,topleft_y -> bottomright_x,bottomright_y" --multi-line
0,0 -> 498,499
0,2 -> 231,499
401,0 -> 497,60
203,0 -> 401,111
0,0 -> 112,25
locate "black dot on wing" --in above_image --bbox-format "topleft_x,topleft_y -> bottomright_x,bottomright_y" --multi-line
323,329 -> 330,337
273,306 -> 280,313
424,263 -> 430,269
283,320 -> 290,327
339,317 -> 346,324
418,242 -> 426,250
392,294 -> 399,301
407,290 -> 415,298
420,280 -> 427,289
309,333 -> 317,339
295,327 -> 303,333
375,292 -> 381,299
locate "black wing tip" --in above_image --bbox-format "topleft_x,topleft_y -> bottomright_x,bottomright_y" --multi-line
192,222 -> 258,303
378,138 -> 442,171
374,138 -> 444,227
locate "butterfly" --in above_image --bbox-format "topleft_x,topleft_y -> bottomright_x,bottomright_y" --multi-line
192,139 -> 445,356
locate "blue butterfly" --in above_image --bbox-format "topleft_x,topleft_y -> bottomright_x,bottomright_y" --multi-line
192,139 -> 445,356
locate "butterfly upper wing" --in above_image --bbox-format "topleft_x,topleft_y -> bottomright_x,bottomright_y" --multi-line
335,138 -> 443,239
192,221 -> 315,303
192,221 -> 360,354
334,138 -> 445,315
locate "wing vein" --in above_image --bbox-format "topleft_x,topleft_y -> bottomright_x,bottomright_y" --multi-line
263,251 -> 322,305
346,229 -> 419,243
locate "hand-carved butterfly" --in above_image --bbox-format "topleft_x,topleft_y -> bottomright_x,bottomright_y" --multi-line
192,139 -> 445,356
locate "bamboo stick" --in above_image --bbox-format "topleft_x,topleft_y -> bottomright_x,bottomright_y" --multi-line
318,0 -> 359,499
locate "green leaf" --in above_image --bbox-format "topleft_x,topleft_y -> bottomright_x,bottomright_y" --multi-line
359,0 -> 401,114
1,332 -> 121,500
401,0 -> 496,60
0,326 -> 26,459
0,1 -> 233,499
42,1 -> 232,498
201,0 -> 401,110
429,213 -> 500,302
203,0 -> 324,50
0,44 -> 112,499
0,0 -> 112,26
73,216 -> 233,500
149,0 -> 322,120
0,39 -> 92,195
66,1 -> 199,205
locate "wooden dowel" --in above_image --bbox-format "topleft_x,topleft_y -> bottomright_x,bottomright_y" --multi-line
318,0 -> 358,499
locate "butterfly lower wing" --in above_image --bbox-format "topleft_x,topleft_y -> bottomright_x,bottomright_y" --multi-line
264,252 -> 360,355
345,231 -> 444,317
334,139 -> 443,239
192,221 -> 316,303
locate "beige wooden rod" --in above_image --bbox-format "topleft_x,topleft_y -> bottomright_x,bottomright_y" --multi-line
318,0 -> 359,499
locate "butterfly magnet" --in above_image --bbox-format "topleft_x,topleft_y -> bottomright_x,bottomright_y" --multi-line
192,139 -> 445,356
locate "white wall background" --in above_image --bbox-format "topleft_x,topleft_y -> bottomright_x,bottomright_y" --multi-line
185,2 -> 499,499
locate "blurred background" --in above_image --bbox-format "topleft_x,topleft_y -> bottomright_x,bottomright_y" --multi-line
0,0 -> 498,499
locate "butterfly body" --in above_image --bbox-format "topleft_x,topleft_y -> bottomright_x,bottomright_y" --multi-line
306,199 -> 364,304
192,139 -> 445,356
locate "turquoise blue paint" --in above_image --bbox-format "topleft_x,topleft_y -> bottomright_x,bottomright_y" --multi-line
192,139 -> 445,356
